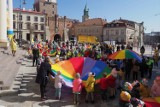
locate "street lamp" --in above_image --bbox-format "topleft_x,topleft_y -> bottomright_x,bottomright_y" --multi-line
18,0 -> 26,47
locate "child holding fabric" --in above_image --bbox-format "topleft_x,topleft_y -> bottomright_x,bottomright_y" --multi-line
85,72 -> 96,104
106,68 -> 118,99
72,73 -> 82,105
54,71 -> 65,100
99,73 -> 108,101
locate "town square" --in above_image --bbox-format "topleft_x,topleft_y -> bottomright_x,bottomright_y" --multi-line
0,0 -> 160,107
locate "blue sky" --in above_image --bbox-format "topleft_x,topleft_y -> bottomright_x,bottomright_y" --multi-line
13,0 -> 160,33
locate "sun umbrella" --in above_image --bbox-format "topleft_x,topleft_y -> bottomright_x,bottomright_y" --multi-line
108,49 -> 142,62
51,57 -> 111,87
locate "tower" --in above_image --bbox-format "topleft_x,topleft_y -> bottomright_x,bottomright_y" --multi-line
34,0 -> 57,17
82,4 -> 89,22
33,0 -> 58,40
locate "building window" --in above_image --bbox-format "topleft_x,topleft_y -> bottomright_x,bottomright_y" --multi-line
26,33 -> 30,41
40,25 -> 44,30
52,11 -> 54,14
19,15 -> 22,20
34,17 -> 38,22
41,34 -> 44,41
121,30 -> 125,35
26,23 -> 30,29
40,17 -> 44,22
34,24 -> 38,30
19,23 -> 23,29
13,14 -> 15,20
26,16 -> 30,21
43,3 -> 45,6
13,22 -> 16,29
106,30 -> 109,35
53,5 -> 54,8
116,30 -> 119,35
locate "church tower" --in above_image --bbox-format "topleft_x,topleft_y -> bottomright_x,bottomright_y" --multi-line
82,4 -> 89,22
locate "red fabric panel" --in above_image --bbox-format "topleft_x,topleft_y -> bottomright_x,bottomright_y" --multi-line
145,101 -> 160,107
69,57 -> 84,75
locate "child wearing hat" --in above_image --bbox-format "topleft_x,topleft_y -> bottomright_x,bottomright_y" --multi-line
119,91 -> 132,107
85,72 -> 96,103
72,73 -> 82,105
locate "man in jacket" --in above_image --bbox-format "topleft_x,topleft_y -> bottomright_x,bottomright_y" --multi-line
32,45 -> 39,66
36,56 -> 55,101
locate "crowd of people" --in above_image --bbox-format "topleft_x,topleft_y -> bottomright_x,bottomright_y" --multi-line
31,40 -> 160,106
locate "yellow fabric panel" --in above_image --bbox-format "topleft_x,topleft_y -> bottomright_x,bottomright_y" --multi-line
51,64 -> 73,79
115,50 -> 125,59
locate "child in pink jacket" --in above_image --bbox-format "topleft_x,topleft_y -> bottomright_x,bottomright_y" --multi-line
72,73 -> 82,105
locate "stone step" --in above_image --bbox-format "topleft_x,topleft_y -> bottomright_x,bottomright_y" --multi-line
0,48 -> 27,90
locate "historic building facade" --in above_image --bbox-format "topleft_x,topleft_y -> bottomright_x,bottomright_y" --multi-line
74,18 -> 107,42
33,0 -> 75,42
103,19 -> 144,46
13,9 -> 46,42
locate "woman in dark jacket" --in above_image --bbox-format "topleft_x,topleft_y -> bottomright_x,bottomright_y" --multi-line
36,57 -> 55,101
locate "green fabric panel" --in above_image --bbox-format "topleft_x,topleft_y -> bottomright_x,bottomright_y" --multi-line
95,67 -> 112,79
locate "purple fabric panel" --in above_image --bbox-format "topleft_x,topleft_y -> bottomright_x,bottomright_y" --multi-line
81,57 -> 96,78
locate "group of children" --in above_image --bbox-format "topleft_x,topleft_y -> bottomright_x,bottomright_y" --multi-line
49,65 -> 160,107
119,76 -> 160,107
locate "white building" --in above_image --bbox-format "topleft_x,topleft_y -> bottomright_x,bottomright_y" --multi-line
103,19 -> 144,46
13,9 -> 48,43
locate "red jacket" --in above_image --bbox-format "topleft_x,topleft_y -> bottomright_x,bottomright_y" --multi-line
99,77 -> 108,90
106,75 -> 116,88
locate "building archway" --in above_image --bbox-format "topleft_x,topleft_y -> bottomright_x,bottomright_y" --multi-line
54,34 -> 61,42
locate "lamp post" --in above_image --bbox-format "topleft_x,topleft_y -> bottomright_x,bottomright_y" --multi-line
18,0 -> 26,47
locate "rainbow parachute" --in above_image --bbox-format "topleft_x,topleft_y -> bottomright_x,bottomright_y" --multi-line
51,57 -> 111,87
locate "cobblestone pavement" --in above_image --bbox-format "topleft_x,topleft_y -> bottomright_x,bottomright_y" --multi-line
0,46 -> 160,107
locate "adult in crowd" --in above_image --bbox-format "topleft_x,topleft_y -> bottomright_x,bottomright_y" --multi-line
146,57 -> 154,79
10,35 -> 17,56
140,46 -> 145,56
32,45 -> 39,66
125,59 -> 132,80
35,57 -> 55,101
140,58 -> 148,78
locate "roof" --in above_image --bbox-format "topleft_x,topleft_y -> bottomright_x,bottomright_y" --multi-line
104,20 -> 135,29
77,18 -> 107,26
13,8 -> 45,15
